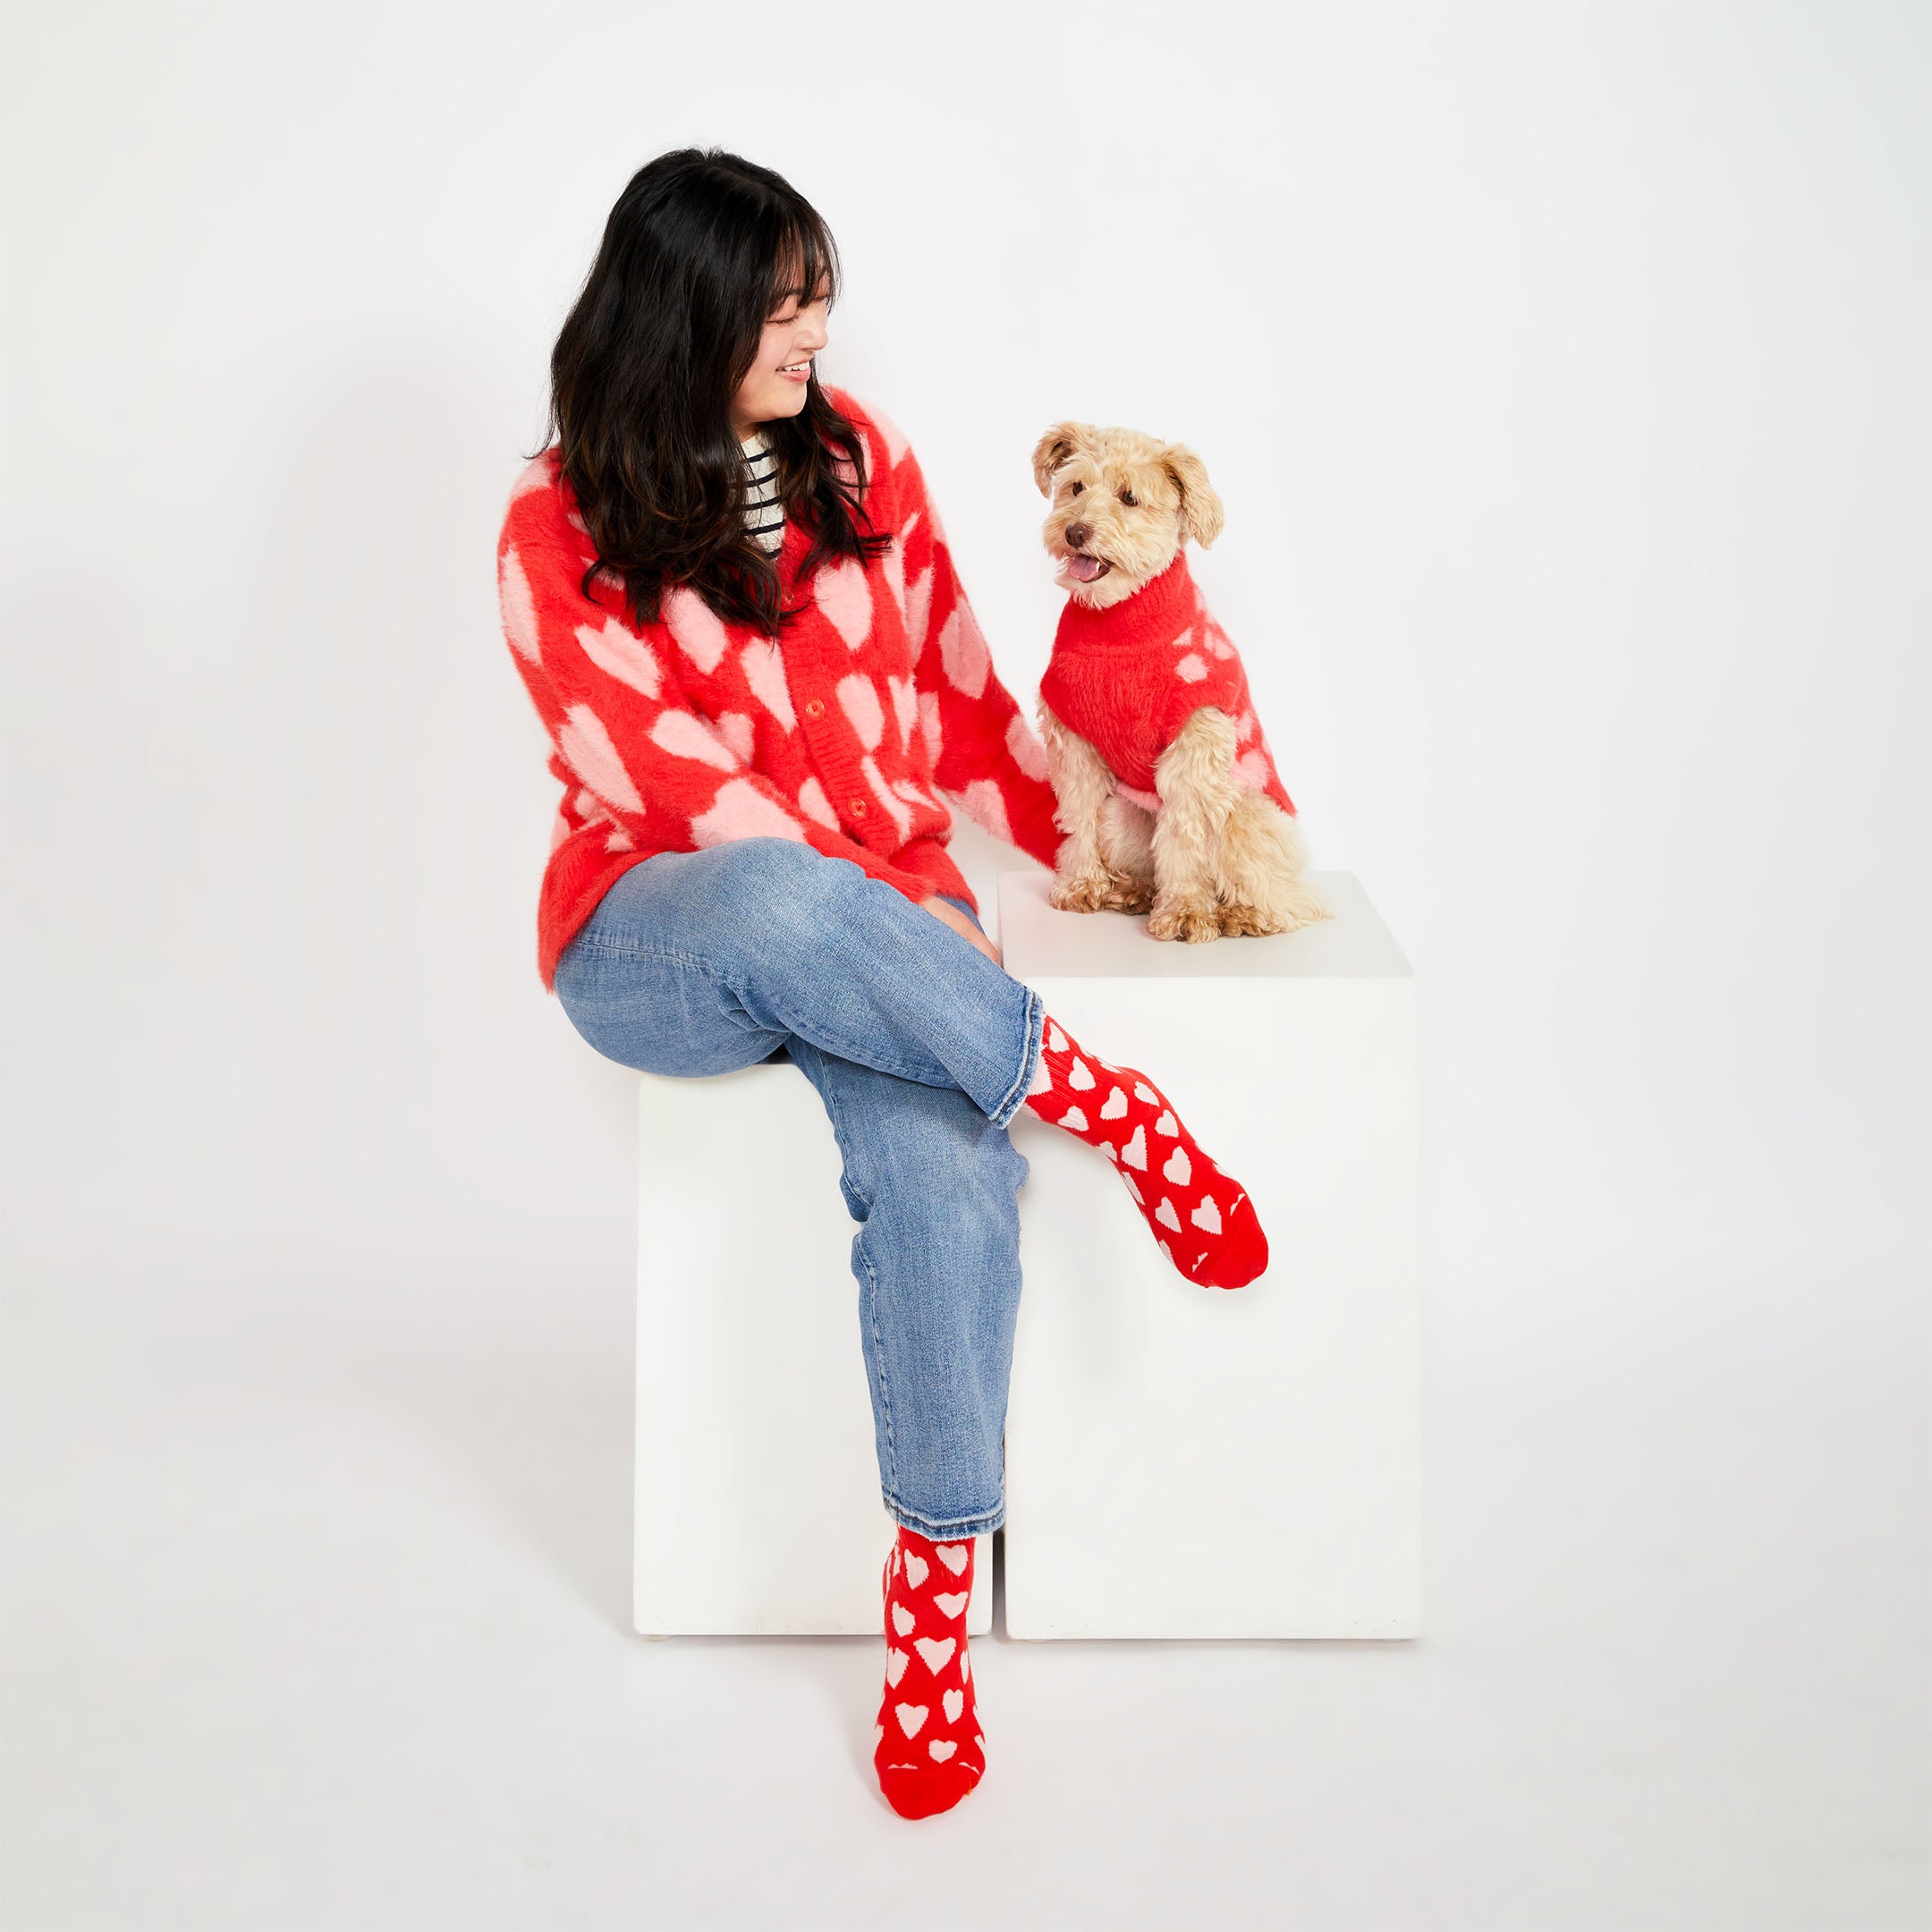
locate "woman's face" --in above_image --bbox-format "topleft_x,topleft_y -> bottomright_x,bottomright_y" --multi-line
730,271 -> 831,438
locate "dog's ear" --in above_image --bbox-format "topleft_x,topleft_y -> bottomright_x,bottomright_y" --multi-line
1162,443 -> 1225,548
1031,421 -> 1088,496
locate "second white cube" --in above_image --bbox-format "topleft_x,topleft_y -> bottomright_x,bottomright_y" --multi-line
998,870 -> 1424,1640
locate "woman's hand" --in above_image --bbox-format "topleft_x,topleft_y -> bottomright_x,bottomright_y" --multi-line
920,894 -> 1003,968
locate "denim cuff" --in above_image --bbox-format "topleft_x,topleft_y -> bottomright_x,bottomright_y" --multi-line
987,984 -> 1045,1131
883,1487 -> 1006,1539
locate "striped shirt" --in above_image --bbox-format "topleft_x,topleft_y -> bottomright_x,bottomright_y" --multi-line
741,429 -> 784,554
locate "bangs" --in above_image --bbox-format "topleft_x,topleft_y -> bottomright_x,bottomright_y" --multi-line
769,216 -> 839,311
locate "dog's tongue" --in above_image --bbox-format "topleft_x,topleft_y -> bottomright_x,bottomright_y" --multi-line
1065,554 -> 1106,582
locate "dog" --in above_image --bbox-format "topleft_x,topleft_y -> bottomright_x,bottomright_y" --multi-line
1031,419 -> 1329,942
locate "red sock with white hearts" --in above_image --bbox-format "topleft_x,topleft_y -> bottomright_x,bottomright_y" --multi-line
873,1526 -> 983,1819
1022,1013 -> 1269,1289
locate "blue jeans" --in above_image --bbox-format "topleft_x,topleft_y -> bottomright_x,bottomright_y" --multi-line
551,837 -> 1048,1539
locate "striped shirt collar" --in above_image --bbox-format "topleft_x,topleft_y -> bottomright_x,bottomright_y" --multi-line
741,429 -> 784,555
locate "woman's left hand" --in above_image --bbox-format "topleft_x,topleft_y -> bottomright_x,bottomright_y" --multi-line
919,894 -> 1003,968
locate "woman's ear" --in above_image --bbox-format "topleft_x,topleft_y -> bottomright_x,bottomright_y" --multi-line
1031,421 -> 1089,496
1162,443 -> 1225,547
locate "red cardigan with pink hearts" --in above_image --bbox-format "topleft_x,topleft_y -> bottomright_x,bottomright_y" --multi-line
1038,547 -> 1298,819
496,387 -> 1063,991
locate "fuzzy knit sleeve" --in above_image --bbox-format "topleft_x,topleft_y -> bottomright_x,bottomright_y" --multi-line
842,400 -> 1063,872
496,476 -> 936,902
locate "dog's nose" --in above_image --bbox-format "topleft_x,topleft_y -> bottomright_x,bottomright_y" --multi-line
1064,521 -> 1091,550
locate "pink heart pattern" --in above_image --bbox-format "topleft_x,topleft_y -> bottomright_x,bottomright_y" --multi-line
1021,1013 -> 1269,1291
875,1525 -> 985,1818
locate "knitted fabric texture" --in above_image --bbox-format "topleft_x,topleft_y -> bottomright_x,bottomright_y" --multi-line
740,429 -> 784,554
496,388 -> 1064,990
1023,1013 -> 1269,1289
875,1528 -> 984,1818
1038,548 -> 1297,818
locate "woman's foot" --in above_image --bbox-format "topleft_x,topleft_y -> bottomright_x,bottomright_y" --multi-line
1022,1014 -> 1269,1288
873,1526 -> 984,1819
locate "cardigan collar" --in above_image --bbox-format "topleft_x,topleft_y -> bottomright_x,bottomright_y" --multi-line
1052,547 -> 1198,654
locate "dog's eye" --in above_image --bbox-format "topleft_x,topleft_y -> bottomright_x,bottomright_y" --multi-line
1069,480 -> 1084,496
1118,488 -> 1139,506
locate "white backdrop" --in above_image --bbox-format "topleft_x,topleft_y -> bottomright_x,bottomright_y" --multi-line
6,0 -> 1922,1405
4,5 -> 1927,1927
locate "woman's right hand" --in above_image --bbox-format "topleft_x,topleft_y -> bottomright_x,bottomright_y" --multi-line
920,894 -> 1003,968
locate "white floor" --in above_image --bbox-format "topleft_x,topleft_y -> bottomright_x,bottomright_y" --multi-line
3,1253 -> 1926,1932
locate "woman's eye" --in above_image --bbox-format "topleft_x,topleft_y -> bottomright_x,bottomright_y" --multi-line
1118,488 -> 1139,506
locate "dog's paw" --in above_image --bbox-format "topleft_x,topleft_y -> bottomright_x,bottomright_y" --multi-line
1048,873 -> 1113,914
1216,902 -> 1275,937
1147,901 -> 1222,944
1101,874 -> 1155,914
1217,887 -> 1332,937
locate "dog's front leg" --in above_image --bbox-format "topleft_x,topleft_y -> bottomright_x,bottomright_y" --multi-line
1148,707 -> 1241,943
1038,700 -> 1121,913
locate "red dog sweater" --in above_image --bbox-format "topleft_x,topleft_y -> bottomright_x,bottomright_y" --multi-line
496,388 -> 1064,989
1038,549 -> 1297,819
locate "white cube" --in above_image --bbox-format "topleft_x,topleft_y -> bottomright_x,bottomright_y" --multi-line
998,870 -> 1423,1640
635,1064 -> 993,1636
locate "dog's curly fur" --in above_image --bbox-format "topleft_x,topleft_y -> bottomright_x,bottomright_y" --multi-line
1032,419 -> 1328,942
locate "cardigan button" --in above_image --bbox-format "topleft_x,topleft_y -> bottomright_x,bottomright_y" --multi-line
849,798 -> 868,818
803,698 -> 826,719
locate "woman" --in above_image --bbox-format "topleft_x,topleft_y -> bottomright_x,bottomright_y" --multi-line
496,148 -> 1268,1820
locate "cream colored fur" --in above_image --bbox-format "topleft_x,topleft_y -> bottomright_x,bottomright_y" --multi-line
1032,419 -> 1329,942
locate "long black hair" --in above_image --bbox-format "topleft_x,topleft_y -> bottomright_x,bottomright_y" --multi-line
536,148 -> 892,638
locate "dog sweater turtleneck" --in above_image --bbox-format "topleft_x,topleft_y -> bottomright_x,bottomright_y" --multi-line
1039,548 -> 1297,818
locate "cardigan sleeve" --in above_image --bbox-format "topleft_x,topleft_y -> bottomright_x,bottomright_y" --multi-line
497,487 -> 937,902
881,432 -> 1063,871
